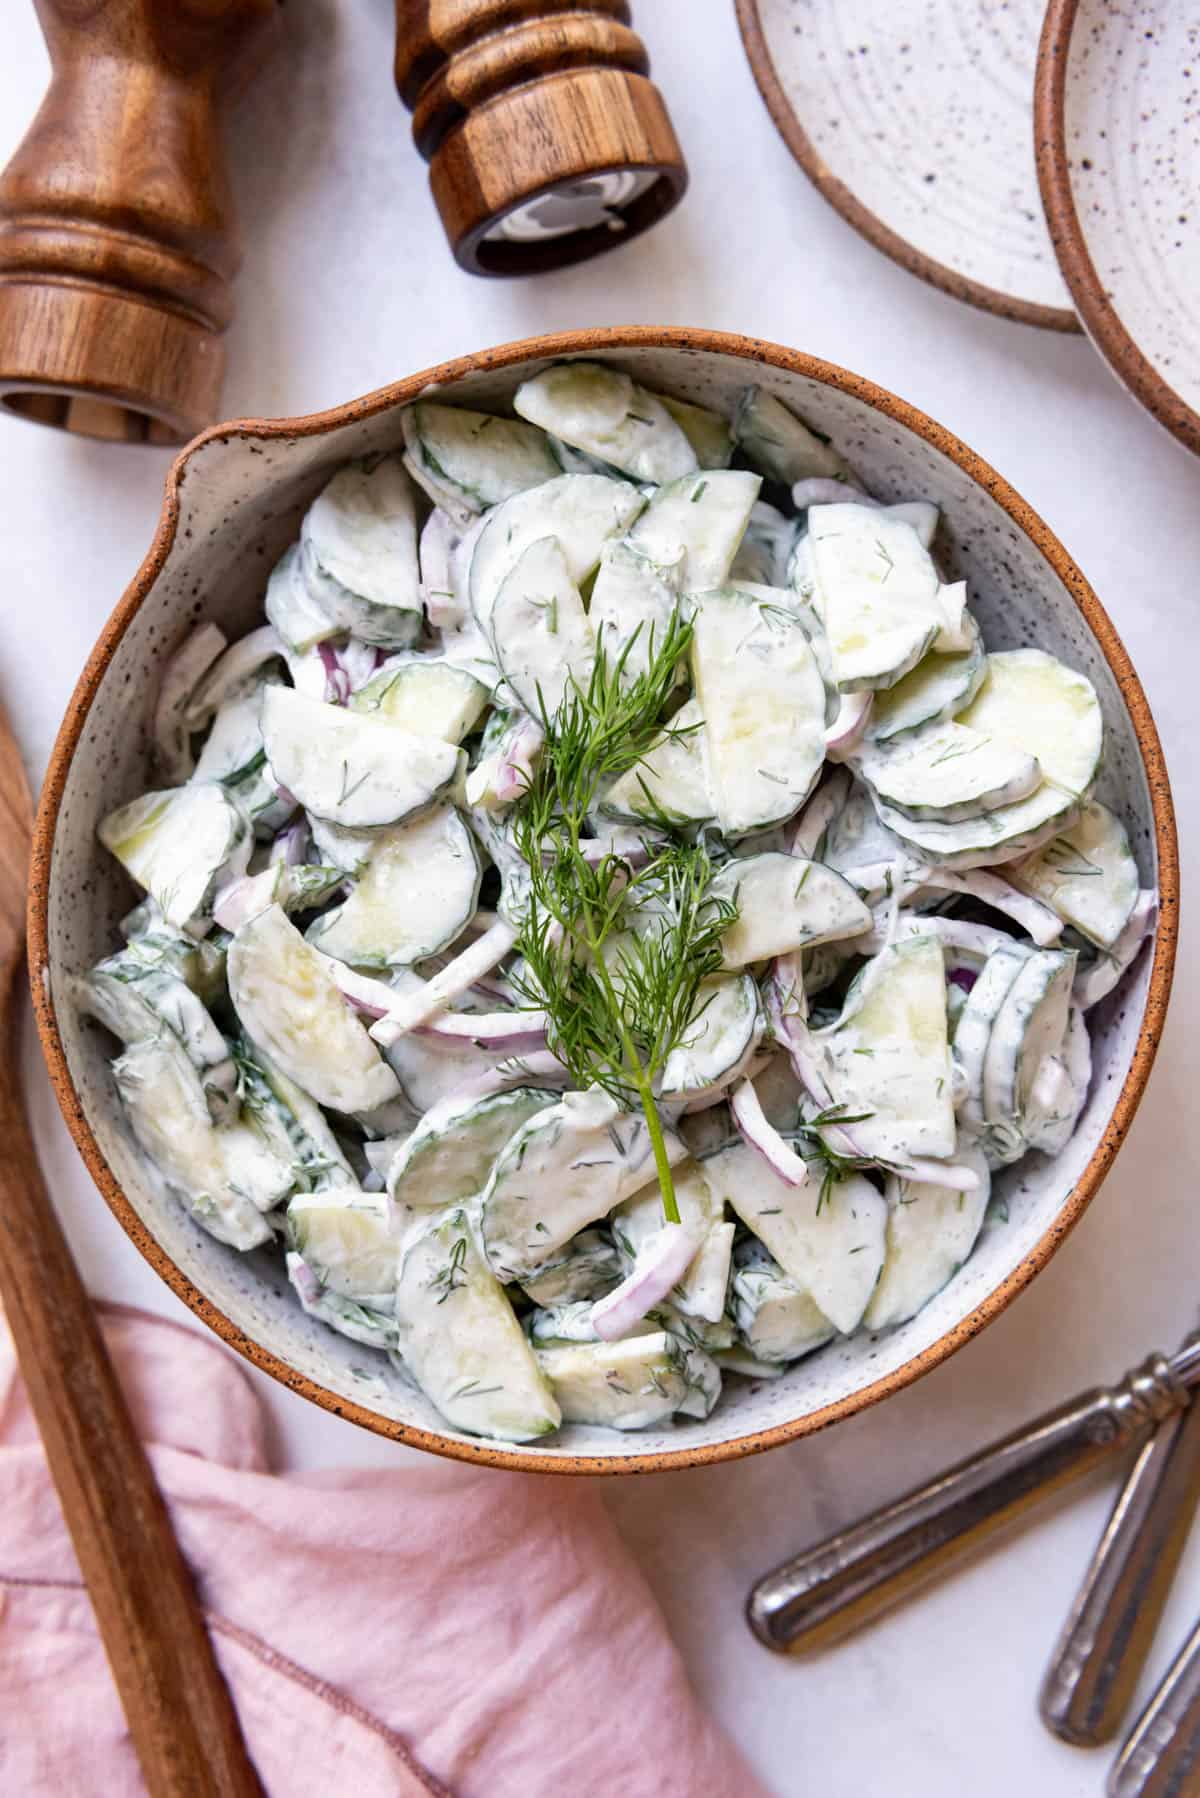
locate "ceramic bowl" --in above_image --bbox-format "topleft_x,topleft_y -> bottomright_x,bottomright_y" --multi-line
29,327 -> 1177,1474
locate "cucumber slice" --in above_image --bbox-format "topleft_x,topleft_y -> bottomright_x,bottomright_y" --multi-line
348,655 -> 488,745
730,501 -> 805,589
261,685 -> 460,829
874,780 -> 1080,871
491,535 -> 595,718
234,1040 -> 355,1194
519,1229 -> 622,1307
116,910 -> 227,1004
287,1254 -> 399,1352
1026,1004 -> 1091,1154
534,1333 -> 687,1430
982,947 -> 1076,1129
732,387 -> 850,483
113,1036 -> 273,1251
817,936 -> 957,1164
822,781 -> 907,880
853,719 -> 1041,823
191,676 -> 274,784
706,1142 -> 887,1334
660,973 -> 763,1099
306,814 -> 380,877
712,853 -> 872,968
99,783 -> 251,933
480,1089 -> 686,1282
952,944 -> 1032,1132
731,1239 -> 836,1362
659,393 -> 733,469
265,543 -> 339,654
629,470 -> 761,590
600,696 -> 714,827
866,615 -> 986,742
589,540 -> 684,687
227,904 -> 401,1114
469,473 -> 645,636
863,1152 -> 991,1331
515,363 -> 698,483
307,807 -> 480,968
401,402 -> 560,515
77,957 -> 236,1123
396,1208 -> 560,1441
690,589 -> 825,836
388,1086 -> 556,1210
184,625 -> 284,729
957,649 -> 1103,795
1009,800 -> 1138,949
287,1189 -> 396,1302
808,504 -> 944,692
298,457 -> 423,648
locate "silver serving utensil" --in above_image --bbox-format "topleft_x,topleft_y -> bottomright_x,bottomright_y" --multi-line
1108,1616 -> 1200,1796
748,1333 -> 1200,1656
1040,1394 -> 1200,1747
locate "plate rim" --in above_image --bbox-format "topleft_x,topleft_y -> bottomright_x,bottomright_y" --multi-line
1035,0 -> 1200,456
735,0 -> 1082,334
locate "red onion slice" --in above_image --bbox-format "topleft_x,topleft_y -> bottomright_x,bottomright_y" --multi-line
730,1077 -> 811,1187
369,920 -> 519,1047
591,1223 -> 702,1341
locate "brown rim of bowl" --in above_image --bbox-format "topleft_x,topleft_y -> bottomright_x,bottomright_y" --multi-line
28,324 -> 1178,1476
735,0 -> 1081,335
1034,0 -> 1200,457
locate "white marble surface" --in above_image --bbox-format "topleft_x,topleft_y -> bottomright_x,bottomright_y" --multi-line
1,4 -> 1197,1794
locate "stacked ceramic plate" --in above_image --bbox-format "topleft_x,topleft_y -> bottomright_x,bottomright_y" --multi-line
737,0 -> 1200,455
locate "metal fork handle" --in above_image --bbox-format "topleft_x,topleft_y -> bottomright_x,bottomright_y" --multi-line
1109,1615 -> 1200,1797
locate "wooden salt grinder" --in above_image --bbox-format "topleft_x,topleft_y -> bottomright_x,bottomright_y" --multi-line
0,0 -> 278,445
395,2 -> 688,275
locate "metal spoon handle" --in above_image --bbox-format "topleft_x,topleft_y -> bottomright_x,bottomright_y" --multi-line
1041,1397 -> 1200,1747
748,1353 -> 1190,1656
1109,1616 -> 1200,1797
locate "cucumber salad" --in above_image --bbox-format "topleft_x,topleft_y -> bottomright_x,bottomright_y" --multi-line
81,364 -> 1155,1443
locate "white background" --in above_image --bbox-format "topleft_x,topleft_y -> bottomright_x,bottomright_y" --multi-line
2,4 -> 1198,1794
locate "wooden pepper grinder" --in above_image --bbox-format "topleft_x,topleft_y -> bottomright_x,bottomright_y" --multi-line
0,0 -> 278,444
395,2 -> 688,275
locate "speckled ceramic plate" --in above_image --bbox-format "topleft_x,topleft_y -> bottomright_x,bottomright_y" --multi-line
29,328 -> 1176,1475
737,0 -> 1079,330
1036,0 -> 1200,454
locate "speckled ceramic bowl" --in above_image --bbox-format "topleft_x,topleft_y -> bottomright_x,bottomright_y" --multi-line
29,327 -> 1177,1474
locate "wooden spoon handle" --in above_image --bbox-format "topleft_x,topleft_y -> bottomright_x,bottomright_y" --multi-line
0,994 -> 261,1797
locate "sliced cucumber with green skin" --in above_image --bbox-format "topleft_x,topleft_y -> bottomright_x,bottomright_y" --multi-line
957,649 -> 1103,796
816,936 -> 957,1164
388,1086 -> 556,1210
1026,1004 -> 1091,1154
690,589 -> 825,836
490,534 -> 595,718
287,1253 -> 399,1351
514,362 -> 698,484
659,393 -> 733,469
265,543 -> 338,654
99,783 -> 251,934
822,781 -> 906,880
705,1141 -> 887,1334
660,974 -> 763,1099
385,1029 -> 560,1114
866,615 -> 986,742
480,1089 -> 687,1282
76,958 -> 236,1123
1009,800 -> 1138,949
731,1239 -> 836,1362
228,904 -> 400,1114
519,1228 -> 622,1307
115,910 -> 227,1005
395,1208 -> 560,1441
600,696 -> 713,828
732,387 -> 849,483
113,1036 -> 274,1251
469,473 -> 645,637
191,677 -> 274,785
299,457 -> 423,648
307,807 -> 480,969
287,1189 -> 396,1301
306,813 -> 380,877
729,501 -> 804,589
261,685 -> 461,829
712,853 -> 872,968
401,402 -> 560,515
852,719 -> 1041,823
589,539 -> 684,688
184,625 -> 284,728
863,1151 -> 990,1331
233,1038 -> 355,1193
874,780 -> 1081,871
951,944 -> 1032,1130
982,947 -> 1076,1129
348,655 -> 488,745
808,504 -> 944,693
534,1333 -> 688,1430
629,470 -> 761,591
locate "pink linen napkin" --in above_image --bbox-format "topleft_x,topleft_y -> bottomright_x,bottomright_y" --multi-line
0,1302 -> 772,1798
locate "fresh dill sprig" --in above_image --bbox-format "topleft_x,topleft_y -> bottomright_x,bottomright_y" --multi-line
508,616 -> 736,1225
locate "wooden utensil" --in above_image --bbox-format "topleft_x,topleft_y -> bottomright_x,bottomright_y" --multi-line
395,1 -> 687,275
0,0 -> 278,445
0,708 -> 262,1795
